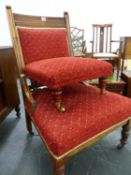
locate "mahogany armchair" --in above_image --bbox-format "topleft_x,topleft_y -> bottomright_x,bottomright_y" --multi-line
6,6 -> 131,175
6,6 -> 113,112
90,24 -> 121,79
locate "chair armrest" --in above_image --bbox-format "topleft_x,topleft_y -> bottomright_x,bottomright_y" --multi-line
20,74 -> 36,111
111,40 -> 121,43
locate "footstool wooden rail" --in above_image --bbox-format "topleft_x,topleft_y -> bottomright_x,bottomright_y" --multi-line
24,83 -> 131,175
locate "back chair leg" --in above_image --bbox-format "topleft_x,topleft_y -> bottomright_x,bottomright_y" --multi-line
52,89 -> 66,112
99,77 -> 107,95
15,105 -> 20,118
25,110 -> 34,135
117,120 -> 130,149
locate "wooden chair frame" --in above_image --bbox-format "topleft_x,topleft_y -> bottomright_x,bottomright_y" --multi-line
91,24 -> 113,53
6,6 -> 131,175
90,24 -> 121,80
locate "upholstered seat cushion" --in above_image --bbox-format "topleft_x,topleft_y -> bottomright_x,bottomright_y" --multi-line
25,83 -> 131,157
24,57 -> 112,88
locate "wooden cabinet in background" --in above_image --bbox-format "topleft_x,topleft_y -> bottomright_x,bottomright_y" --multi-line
0,47 -> 20,123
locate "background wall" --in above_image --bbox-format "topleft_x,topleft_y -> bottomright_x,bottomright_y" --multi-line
0,0 -> 131,52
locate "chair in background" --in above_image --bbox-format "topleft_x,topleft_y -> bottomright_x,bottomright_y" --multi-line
120,37 -> 131,72
6,6 -> 131,175
6,6 -> 113,112
90,24 -> 121,79
70,27 -> 87,57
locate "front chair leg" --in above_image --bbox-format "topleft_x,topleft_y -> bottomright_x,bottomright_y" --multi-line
117,120 -> 130,149
52,89 -> 66,112
99,77 -> 107,95
54,162 -> 66,175
52,158 -> 67,175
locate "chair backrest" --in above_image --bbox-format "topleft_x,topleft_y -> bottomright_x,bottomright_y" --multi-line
91,24 -> 113,53
6,6 -> 73,74
70,27 -> 87,56
120,37 -> 131,71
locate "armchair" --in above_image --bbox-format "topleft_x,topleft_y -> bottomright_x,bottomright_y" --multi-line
6,7 -> 112,112
6,6 -> 131,175
90,24 -> 121,79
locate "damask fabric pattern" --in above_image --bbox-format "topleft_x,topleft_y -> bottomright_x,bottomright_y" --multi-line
25,84 -> 131,157
18,28 -> 70,64
24,57 -> 112,88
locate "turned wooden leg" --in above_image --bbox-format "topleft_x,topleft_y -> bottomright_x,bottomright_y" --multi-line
52,159 -> 67,175
117,120 -> 130,149
54,163 -> 65,175
25,110 -> 34,135
99,77 -> 107,95
52,89 -> 65,112
15,105 -> 20,118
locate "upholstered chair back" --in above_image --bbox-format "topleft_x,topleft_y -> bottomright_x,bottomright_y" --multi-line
18,28 -> 70,64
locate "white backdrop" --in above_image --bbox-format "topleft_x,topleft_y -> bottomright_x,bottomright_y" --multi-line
0,0 -> 131,52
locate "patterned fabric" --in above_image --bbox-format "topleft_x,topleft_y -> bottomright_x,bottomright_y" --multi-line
18,27 -> 112,88
24,57 -> 112,88
18,28 -> 69,64
25,84 -> 131,156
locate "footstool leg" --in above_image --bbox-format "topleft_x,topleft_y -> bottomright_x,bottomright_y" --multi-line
25,110 -> 34,135
117,120 -> 130,149
52,89 -> 66,112
99,77 -> 107,95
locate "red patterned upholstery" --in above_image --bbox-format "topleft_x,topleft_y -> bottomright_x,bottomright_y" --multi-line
18,28 -> 70,64
25,84 -> 131,156
18,28 -> 112,88
24,57 -> 112,88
